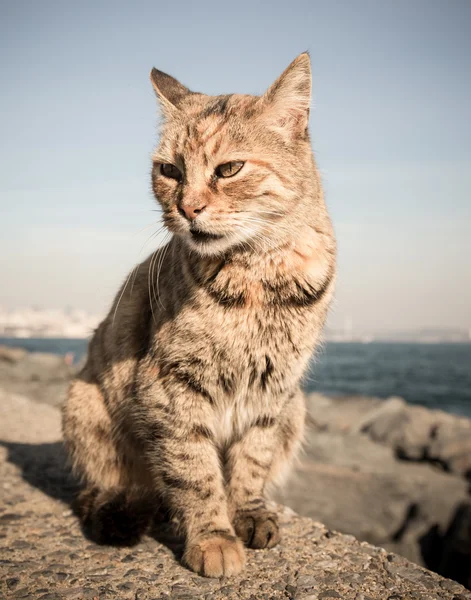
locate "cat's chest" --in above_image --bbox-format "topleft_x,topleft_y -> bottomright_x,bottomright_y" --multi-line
159,294 -> 315,397
154,253 -> 329,407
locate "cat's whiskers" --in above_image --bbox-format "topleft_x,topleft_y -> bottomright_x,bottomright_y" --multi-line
154,234 -> 172,310
112,263 -> 140,326
149,234 -> 170,317
148,237 -> 170,325
246,217 -> 293,245
235,209 -> 286,222
112,224 -> 167,326
253,233 -> 284,254
132,221 -> 161,237
232,222 -> 276,256
235,227 -> 260,255
233,217 -> 286,254
147,249 -> 159,325
252,210 -> 286,219
131,225 -> 167,293
235,217 -> 288,254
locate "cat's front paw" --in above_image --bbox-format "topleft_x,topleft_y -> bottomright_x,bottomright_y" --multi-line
233,509 -> 281,549
183,532 -> 246,578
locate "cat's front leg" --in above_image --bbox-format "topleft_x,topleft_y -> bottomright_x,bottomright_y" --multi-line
136,388 -> 245,577
227,390 -> 305,549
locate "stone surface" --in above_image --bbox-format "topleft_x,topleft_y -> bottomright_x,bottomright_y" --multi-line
276,394 -> 471,587
0,345 -> 75,408
306,393 -> 471,478
277,429 -> 471,582
1,390 -> 471,599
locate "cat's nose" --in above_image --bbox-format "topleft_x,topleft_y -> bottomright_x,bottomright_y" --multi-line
178,203 -> 206,221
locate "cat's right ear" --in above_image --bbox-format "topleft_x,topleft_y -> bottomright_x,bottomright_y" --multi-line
150,68 -> 191,116
259,53 -> 312,139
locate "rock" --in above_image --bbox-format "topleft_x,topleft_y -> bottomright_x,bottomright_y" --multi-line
306,393 -> 471,479
0,388 -> 62,444
2,349 -> 471,595
437,502 -> 471,590
278,401 -> 471,588
358,397 -> 436,461
6,577 -> 20,589
306,393 -> 380,433
428,420 -> 471,477
1,390 -> 470,599
0,346 -> 28,363
0,346 -> 76,408
277,430 -> 469,550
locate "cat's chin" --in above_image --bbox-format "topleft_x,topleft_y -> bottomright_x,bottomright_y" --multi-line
182,232 -> 239,257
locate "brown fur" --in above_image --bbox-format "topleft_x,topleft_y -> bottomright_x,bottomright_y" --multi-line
62,53 -> 336,577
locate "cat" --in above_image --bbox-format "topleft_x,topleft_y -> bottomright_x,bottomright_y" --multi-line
62,52 -> 336,577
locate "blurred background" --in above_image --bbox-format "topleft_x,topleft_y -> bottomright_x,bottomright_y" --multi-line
1,0 -> 470,413
1,0 -> 471,588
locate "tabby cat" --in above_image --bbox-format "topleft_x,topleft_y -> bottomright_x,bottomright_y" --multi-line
62,53 -> 336,577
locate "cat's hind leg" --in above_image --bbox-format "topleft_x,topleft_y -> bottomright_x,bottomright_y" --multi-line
62,369 -> 155,546
76,486 -> 155,546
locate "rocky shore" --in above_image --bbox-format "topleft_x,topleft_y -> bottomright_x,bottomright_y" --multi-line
278,394 -> 471,588
1,345 -> 470,597
0,345 -> 76,408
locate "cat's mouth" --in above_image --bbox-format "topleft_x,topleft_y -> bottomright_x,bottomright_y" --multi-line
189,229 -> 225,244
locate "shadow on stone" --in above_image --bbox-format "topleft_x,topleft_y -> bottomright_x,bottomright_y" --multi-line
0,439 -> 185,562
149,509 -> 185,562
419,503 -> 471,590
0,440 -> 77,505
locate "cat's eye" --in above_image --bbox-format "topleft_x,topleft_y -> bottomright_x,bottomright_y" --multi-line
160,163 -> 182,180
215,161 -> 244,178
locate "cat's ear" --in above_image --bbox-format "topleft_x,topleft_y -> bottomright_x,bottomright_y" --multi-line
150,68 -> 191,116
260,53 -> 312,138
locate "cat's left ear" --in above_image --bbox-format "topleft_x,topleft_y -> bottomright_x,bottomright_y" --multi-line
260,53 -> 312,138
150,68 -> 192,117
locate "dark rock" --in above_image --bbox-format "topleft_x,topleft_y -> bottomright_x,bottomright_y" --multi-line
271,582 -> 285,591
219,585 -> 236,595
6,577 -> 20,589
12,539 -> 31,549
12,589 -> 33,599
125,568 -> 140,577
296,574 -> 318,591
121,553 -> 136,562
437,503 -> 471,590
0,513 -> 22,522
171,584 -> 196,594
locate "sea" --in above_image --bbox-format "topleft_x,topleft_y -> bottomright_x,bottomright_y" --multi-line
1,337 -> 470,418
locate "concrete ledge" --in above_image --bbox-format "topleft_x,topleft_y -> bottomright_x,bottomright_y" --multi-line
1,390 -> 470,600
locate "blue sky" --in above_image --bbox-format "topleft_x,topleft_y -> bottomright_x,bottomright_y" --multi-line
1,0 -> 470,333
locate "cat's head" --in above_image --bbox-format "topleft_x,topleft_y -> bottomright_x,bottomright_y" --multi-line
150,53 -> 317,257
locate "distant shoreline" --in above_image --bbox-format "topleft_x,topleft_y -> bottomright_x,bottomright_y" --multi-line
1,339 -> 470,417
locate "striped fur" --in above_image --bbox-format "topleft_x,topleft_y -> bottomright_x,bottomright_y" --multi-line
62,53 -> 336,577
